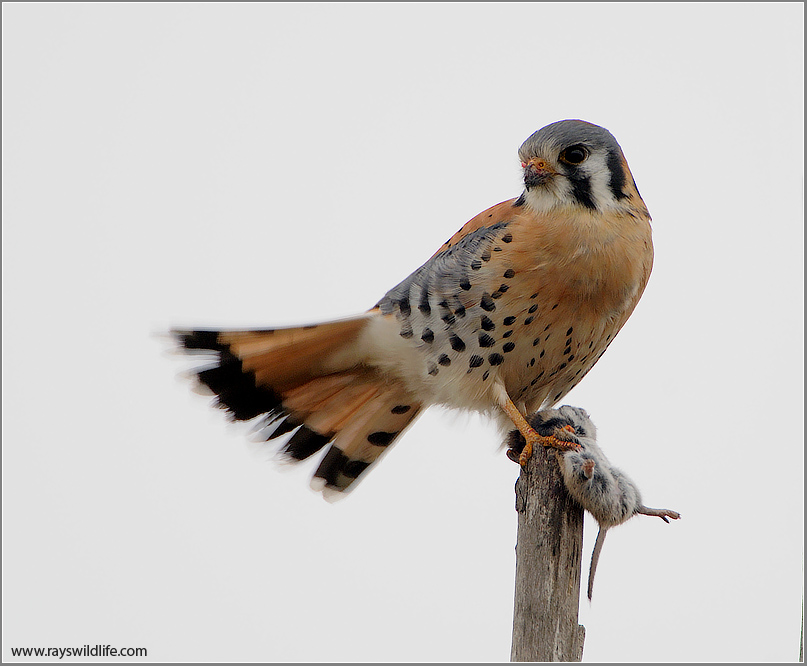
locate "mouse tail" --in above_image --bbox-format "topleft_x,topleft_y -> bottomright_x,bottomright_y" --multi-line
587,527 -> 608,601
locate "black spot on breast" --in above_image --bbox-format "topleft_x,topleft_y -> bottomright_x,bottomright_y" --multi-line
471,260 -> 482,271
501,233 -> 512,243
563,346 -> 572,355
493,246 -> 502,252
566,327 -> 574,336
480,294 -> 496,311
559,363 -> 567,370
400,323 -> 413,338
524,316 -> 534,325
449,334 -> 466,352
530,358 -> 535,366
491,291 -> 504,299
391,405 -> 411,414
399,297 -> 411,317
502,342 -> 515,353
469,355 -> 484,368
568,355 -> 575,361
528,304 -> 538,314
503,269 -> 515,278
482,370 -> 490,381
455,304 -> 466,318
488,353 -> 504,366
478,333 -> 496,347
530,293 -> 538,299
419,290 -> 431,316
481,315 -> 495,331
503,330 -> 513,338
481,250 -> 491,262
421,328 -> 434,343
459,278 -> 472,291
438,354 -> 451,366
532,337 -> 541,346
428,364 -> 439,376
498,284 -> 509,293
503,316 -> 516,326
367,431 -> 399,446
552,304 -> 559,310
540,350 -> 545,358
442,313 -> 456,327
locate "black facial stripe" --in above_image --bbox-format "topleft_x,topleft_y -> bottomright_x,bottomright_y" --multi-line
606,149 -> 630,201
569,174 -> 597,210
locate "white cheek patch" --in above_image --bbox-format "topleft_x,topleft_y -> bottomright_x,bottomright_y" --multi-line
522,150 -> 625,214
580,153 -> 621,212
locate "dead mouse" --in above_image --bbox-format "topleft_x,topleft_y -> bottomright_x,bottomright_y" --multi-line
506,404 -> 680,600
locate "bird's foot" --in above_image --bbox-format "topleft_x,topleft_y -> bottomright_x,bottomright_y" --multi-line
515,425 -> 581,467
498,389 -> 581,466
549,424 -> 582,450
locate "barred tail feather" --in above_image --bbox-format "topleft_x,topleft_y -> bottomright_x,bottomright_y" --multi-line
170,315 -> 421,498
311,388 -> 423,501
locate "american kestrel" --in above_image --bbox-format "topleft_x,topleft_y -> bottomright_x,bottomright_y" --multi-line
505,405 -> 680,599
172,120 -> 653,501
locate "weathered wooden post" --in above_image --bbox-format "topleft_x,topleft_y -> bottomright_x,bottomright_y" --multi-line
511,442 -> 586,662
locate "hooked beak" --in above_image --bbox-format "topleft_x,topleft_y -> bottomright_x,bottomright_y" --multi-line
522,157 -> 556,189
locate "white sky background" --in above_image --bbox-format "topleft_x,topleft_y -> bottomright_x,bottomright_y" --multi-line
2,2 -> 804,662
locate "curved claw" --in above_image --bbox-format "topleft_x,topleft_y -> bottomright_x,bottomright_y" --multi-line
549,424 -> 582,451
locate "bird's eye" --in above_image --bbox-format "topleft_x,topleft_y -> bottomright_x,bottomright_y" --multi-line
560,145 -> 588,165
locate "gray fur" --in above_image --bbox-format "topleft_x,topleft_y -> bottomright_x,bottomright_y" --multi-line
514,405 -> 680,600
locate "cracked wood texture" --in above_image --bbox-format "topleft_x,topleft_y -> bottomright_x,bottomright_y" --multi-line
511,444 -> 586,662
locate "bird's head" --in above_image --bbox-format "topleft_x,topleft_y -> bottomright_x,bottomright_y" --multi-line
517,120 -> 648,218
